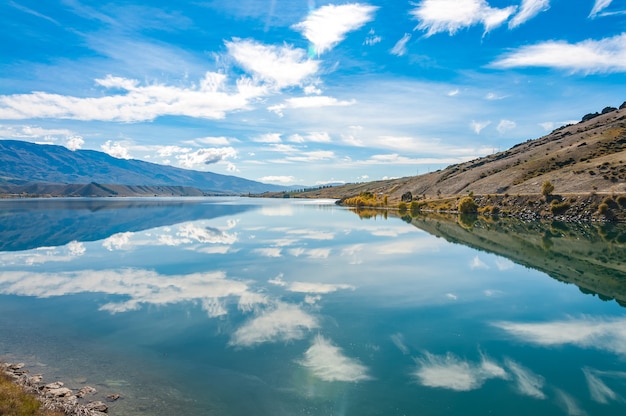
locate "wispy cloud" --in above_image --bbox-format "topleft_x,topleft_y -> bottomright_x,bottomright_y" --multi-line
410,0 -> 516,36
257,175 -> 295,184
292,3 -> 378,56
286,281 -> 353,293
471,120 -> 491,134
582,367 -> 622,404
504,359 -> 546,399
509,0 -> 550,29
497,119 -> 517,133
493,317 -> 626,356
390,33 -> 411,56
589,0 -> 613,18
300,335 -> 371,382
413,352 -> 507,391
491,33 -> 626,73
268,96 -> 355,117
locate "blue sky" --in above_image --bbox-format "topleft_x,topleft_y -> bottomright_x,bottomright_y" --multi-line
1,0 -> 625,186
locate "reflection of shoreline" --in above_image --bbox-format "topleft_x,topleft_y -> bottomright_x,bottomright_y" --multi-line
0,198 -> 253,251
406,213 -> 626,306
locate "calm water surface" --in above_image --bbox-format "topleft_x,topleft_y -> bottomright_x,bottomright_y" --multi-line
1,197 -> 625,416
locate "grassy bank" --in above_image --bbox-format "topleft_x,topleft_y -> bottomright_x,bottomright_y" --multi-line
0,372 -> 63,416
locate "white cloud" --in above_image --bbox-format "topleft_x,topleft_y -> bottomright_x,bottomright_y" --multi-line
286,229 -> 335,240
230,303 -> 319,347
258,175 -> 295,184
177,224 -> 238,245
67,241 -> 86,256
509,0 -> 550,29
390,33 -> 411,56
299,335 -> 371,382
493,317 -> 626,356
156,145 -> 191,157
364,29 -> 382,46
470,120 -> 491,134
410,0 -> 516,36
253,247 -> 282,257
413,352 -> 507,391
497,119 -> 517,133
490,33 -> 626,74
0,269 -> 253,315
582,367 -> 621,404
64,135 -> 84,150
447,88 -> 460,96
253,133 -> 282,143
504,359 -> 546,399
185,136 -> 232,146
470,256 -> 489,269
102,232 -> 134,251
0,125 -> 85,150
284,150 -> 336,163
268,96 -> 355,117
287,281 -> 353,294
226,39 -> 319,89
176,147 -> 237,168
288,132 -> 332,143
101,140 -> 131,159
554,389 -> 585,416
292,3 -> 378,55
0,72 -> 259,122
589,0 -> 613,18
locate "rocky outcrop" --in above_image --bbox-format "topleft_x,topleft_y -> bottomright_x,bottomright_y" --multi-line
1,361 -> 120,415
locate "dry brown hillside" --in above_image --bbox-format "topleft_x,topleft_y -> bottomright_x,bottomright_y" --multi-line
291,106 -> 626,203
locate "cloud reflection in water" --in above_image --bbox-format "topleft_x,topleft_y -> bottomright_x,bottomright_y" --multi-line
229,303 -> 319,347
300,335 -> 371,382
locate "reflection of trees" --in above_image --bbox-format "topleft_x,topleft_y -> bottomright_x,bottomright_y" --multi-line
405,213 -> 626,307
348,208 -> 388,220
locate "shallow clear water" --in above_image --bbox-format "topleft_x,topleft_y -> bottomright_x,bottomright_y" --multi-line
1,197 -> 626,416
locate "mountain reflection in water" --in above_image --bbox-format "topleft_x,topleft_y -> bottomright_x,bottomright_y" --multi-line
1,199 -> 626,416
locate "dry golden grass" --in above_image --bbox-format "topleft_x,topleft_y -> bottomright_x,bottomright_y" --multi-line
0,373 -> 64,416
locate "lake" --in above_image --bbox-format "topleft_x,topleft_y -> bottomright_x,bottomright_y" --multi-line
1,197 -> 626,416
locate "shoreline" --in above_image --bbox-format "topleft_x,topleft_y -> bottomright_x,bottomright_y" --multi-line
1,361 -> 116,415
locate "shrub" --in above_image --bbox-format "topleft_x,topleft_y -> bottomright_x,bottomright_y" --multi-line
458,196 -> 478,214
410,201 -> 421,215
598,203 -> 610,215
541,180 -> 554,198
617,195 -> 626,208
398,202 -> 407,212
550,200 -> 571,215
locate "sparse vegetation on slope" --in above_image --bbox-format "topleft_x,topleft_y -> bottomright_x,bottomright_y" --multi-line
285,104 -> 626,221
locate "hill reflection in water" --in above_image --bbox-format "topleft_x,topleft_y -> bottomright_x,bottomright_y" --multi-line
403,212 -> 626,307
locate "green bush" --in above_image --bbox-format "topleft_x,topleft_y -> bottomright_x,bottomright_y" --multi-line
398,202 -> 407,212
458,196 -> 478,214
410,201 -> 421,216
550,200 -> 570,215
598,203 -> 610,215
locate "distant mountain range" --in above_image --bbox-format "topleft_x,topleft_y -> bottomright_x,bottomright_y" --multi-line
0,140 -> 288,196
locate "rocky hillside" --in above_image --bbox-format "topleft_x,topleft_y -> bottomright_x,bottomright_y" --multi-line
295,104 -> 626,202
